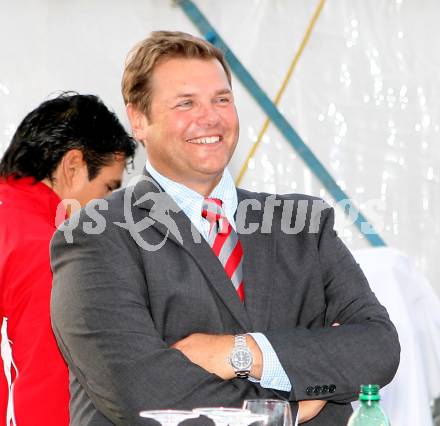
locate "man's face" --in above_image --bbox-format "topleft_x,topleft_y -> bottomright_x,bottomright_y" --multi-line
133,57 -> 239,195
69,155 -> 125,207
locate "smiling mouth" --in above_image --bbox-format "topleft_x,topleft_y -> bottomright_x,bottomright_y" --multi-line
186,136 -> 222,144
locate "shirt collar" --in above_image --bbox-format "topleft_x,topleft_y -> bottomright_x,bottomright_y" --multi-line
145,160 -> 238,220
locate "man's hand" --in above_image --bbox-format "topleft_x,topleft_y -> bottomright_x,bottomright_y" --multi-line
298,400 -> 327,423
171,333 -> 263,380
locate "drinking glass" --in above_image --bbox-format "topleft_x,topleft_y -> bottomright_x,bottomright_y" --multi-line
139,409 -> 200,426
193,407 -> 267,426
242,399 -> 293,426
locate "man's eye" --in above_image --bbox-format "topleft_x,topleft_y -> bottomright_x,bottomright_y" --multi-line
177,100 -> 193,108
216,97 -> 231,104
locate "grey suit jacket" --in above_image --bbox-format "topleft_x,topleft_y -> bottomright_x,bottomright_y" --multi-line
50,174 -> 400,425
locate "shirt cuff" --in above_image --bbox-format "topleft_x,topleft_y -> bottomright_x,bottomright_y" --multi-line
247,332 -> 292,392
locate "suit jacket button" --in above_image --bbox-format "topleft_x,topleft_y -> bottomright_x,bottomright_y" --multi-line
306,386 -> 314,395
313,385 -> 322,394
329,384 -> 336,393
321,385 -> 329,394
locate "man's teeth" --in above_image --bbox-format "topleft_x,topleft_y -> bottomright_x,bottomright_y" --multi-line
187,136 -> 220,144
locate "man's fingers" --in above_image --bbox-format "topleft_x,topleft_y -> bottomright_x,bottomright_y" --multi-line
298,400 -> 327,423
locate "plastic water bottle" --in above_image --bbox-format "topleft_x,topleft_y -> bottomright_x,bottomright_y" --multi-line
347,384 -> 391,426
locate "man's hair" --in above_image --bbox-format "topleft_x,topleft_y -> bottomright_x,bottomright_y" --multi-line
121,30 -> 232,119
0,93 -> 137,181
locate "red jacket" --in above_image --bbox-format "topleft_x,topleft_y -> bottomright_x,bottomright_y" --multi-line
0,177 -> 69,426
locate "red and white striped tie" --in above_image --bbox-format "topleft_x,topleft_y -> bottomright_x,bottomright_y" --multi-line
201,198 -> 245,303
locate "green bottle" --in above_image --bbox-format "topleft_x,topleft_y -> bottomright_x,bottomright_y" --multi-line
347,384 -> 391,426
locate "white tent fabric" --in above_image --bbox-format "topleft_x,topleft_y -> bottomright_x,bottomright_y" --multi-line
353,247 -> 440,425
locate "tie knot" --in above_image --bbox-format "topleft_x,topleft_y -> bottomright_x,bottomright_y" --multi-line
201,198 -> 224,224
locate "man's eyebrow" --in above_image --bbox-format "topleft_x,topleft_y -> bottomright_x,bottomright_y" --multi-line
174,89 -> 232,98
175,93 -> 194,99
215,89 -> 232,95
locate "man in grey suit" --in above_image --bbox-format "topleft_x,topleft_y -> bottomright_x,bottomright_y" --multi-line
50,31 -> 399,425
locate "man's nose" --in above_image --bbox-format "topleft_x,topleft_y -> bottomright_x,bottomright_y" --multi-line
196,103 -> 220,126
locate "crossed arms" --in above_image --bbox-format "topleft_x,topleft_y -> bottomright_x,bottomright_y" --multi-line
50,198 -> 400,425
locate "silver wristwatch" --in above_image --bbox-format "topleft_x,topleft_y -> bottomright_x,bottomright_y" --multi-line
228,334 -> 253,379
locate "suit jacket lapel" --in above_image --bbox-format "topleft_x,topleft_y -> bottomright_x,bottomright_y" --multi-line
131,173 -> 252,331
237,190 -> 275,332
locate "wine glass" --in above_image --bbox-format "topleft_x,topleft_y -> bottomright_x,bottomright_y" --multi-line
193,407 -> 267,426
242,399 -> 293,426
236,412 -> 269,425
139,409 -> 200,426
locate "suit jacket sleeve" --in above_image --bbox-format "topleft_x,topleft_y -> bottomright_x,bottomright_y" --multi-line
50,217 -> 279,426
264,205 -> 400,403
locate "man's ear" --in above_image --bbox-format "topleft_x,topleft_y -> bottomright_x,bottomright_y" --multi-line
60,149 -> 86,187
126,103 -> 149,144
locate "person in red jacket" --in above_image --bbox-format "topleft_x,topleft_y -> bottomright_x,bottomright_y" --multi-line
0,93 -> 136,426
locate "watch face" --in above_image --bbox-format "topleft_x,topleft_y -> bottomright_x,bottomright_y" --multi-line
231,349 -> 252,370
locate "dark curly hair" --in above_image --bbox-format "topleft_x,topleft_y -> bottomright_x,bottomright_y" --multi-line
0,92 -> 137,181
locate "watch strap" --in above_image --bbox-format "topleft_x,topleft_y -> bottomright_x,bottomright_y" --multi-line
230,334 -> 252,379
